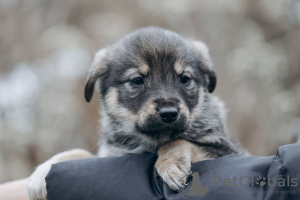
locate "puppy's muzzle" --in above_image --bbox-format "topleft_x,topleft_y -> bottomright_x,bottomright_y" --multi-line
155,98 -> 179,124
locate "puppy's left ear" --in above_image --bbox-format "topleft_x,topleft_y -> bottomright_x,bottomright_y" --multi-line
84,48 -> 107,102
192,41 -> 216,93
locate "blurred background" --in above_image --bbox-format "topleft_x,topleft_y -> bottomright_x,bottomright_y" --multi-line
1,0 -> 300,183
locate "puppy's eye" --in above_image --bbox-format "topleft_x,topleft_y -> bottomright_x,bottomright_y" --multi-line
180,75 -> 191,85
131,77 -> 144,85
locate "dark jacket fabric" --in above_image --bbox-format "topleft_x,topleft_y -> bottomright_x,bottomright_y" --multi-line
46,143 -> 300,200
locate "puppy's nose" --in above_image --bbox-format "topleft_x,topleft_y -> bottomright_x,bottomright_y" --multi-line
159,107 -> 178,123
155,98 -> 179,123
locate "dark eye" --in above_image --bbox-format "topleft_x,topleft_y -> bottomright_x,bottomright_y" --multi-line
131,77 -> 144,85
180,75 -> 191,85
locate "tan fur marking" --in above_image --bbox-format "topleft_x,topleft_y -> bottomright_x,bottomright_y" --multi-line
155,139 -> 209,191
157,140 -> 208,164
189,87 -> 205,121
178,101 -> 189,117
137,100 -> 157,124
138,64 -> 150,75
105,88 -> 137,123
105,88 -> 119,111
174,61 -> 183,74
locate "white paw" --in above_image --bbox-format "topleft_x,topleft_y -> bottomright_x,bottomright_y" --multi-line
28,163 -> 51,200
155,155 -> 191,191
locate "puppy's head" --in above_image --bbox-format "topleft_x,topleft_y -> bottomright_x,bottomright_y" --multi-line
85,27 -> 216,140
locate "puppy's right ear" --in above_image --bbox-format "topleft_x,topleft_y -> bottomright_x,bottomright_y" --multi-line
191,41 -> 217,93
84,49 -> 107,102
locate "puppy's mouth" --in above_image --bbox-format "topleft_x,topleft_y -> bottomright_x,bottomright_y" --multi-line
135,115 -> 189,140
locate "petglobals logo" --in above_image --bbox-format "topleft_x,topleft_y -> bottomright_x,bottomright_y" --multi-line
212,175 -> 298,187
183,172 -> 298,198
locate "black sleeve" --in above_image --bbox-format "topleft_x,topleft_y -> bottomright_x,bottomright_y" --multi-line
46,143 -> 300,200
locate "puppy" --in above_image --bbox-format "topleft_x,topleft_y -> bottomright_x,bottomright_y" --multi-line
28,27 -> 245,200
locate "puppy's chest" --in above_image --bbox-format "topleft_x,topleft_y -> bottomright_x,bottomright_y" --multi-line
105,133 -> 158,153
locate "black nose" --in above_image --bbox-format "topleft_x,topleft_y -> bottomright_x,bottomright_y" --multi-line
155,98 -> 179,124
159,107 -> 178,123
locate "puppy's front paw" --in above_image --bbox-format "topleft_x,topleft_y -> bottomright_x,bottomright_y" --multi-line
155,154 -> 191,191
28,163 -> 51,200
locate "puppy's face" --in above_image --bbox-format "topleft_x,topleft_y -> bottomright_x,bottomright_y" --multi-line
85,27 -> 216,141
